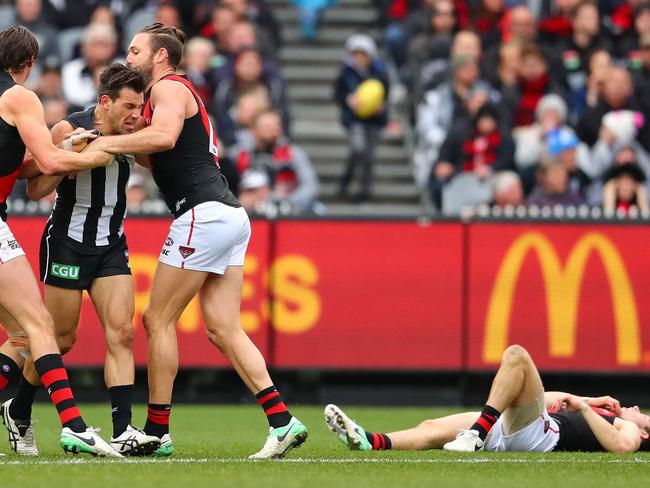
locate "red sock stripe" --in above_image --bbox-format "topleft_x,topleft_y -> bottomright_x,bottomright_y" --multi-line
40,368 -> 68,389
59,406 -> 82,425
264,402 -> 288,416
372,435 -> 381,450
257,391 -> 280,405
476,416 -> 493,432
0,375 -> 7,390
148,409 -> 171,425
50,387 -> 74,405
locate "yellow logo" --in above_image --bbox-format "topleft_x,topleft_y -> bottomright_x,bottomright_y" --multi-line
484,231 -> 641,365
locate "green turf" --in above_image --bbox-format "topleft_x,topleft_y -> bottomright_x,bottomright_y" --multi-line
1,404 -> 648,488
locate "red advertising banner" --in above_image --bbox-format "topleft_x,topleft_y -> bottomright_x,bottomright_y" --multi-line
3,217 -> 272,367
467,224 -> 650,372
271,221 -> 464,370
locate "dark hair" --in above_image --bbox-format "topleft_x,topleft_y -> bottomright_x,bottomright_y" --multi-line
138,23 -> 187,69
98,63 -> 145,101
520,43 -> 546,63
0,26 -> 39,73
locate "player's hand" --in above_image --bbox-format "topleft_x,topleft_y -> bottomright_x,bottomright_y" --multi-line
555,394 -> 585,413
586,396 -> 621,414
62,129 -> 98,152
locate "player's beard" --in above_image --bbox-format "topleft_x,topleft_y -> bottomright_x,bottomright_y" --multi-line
133,56 -> 155,86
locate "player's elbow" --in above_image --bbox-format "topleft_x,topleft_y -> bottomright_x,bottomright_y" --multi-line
25,183 -> 42,201
609,440 -> 637,453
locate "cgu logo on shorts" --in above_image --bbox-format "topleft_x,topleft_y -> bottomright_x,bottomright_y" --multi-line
483,231 -> 641,366
51,262 -> 80,280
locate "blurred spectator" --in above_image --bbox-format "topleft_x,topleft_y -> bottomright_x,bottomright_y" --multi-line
404,0 -> 456,95
373,0 -> 421,70
15,0 -> 60,71
514,94 -> 568,170
527,155 -> 585,206
335,34 -> 389,202
291,0 -> 338,41
538,0 -> 581,47
619,1 -> 650,60
602,163 -> 650,214
412,29 -> 482,104
227,89 -> 271,151
545,127 -> 591,197
235,110 -> 319,212
558,1 -> 612,120
433,103 -> 514,208
61,22 -> 120,110
632,34 -> 650,120
442,172 -> 493,214
589,110 -> 650,179
237,168 -> 272,212
35,64 -> 64,101
489,41 -> 520,92
221,0 -> 282,52
126,172 -> 148,211
501,44 -> 563,129
492,170 -> 524,207
43,98 -> 70,129
184,37 -> 216,105
41,0 -> 99,29
212,47 -> 288,146
577,66 -> 643,147
156,2 -> 182,28
469,0 -> 505,50
200,4 -> 237,63
226,19 -> 276,61
414,54 -> 491,191
584,49 -> 613,110
89,4 -> 124,53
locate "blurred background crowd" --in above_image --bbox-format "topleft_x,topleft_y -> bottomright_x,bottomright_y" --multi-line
3,0 -> 650,217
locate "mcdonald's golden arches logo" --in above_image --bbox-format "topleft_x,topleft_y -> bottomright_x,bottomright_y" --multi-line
484,231 -> 641,365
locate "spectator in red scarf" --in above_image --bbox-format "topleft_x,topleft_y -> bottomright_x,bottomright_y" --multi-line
437,102 -> 514,181
616,1 -> 650,59
235,110 -> 319,212
502,44 -> 564,129
200,4 -> 239,61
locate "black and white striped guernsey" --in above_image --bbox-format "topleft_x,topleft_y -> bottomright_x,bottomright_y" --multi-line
48,105 -> 133,247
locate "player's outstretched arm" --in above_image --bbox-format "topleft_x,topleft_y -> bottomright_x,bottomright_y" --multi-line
86,79 -> 185,156
8,87 -> 112,175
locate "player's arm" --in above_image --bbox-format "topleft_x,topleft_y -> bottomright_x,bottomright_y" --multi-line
86,80 -> 185,155
559,396 -> 638,452
546,392 -> 621,413
8,87 -> 112,175
25,120 -> 74,200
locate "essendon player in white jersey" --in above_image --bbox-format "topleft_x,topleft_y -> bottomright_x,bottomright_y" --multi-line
325,345 -> 650,454
85,24 -> 308,458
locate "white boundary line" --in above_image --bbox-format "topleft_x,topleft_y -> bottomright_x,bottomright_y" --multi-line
0,457 -> 649,465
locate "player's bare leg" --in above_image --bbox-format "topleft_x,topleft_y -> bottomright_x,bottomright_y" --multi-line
90,275 -> 160,455
444,345 -> 545,451
200,266 -> 308,459
0,256 -> 119,456
141,262 -> 206,454
324,404 -> 479,450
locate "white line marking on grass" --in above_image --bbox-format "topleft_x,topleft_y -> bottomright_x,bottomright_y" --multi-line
0,457 -> 649,465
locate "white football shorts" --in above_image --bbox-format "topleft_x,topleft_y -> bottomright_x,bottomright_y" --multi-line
485,409 -> 560,452
0,219 -> 25,264
159,201 -> 251,274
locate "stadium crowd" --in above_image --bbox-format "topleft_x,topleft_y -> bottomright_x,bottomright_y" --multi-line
2,0 -> 650,216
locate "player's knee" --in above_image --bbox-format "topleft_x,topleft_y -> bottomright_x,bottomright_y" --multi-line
502,344 -> 529,365
205,324 -> 237,352
142,307 -> 163,336
417,419 -> 437,429
106,321 -> 134,351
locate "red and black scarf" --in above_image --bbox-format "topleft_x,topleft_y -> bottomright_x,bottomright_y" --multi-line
462,130 -> 502,172
515,73 -> 549,127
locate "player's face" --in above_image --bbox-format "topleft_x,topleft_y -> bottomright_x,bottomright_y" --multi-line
126,33 -> 155,78
620,406 -> 650,432
107,87 -> 144,134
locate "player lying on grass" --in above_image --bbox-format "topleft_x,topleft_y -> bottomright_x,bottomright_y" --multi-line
325,345 -> 650,453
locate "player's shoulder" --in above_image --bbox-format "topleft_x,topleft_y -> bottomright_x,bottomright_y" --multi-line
151,77 -> 191,100
3,84 -> 39,109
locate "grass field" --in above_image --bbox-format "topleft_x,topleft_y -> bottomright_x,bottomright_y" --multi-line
2,404 -> 649,488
